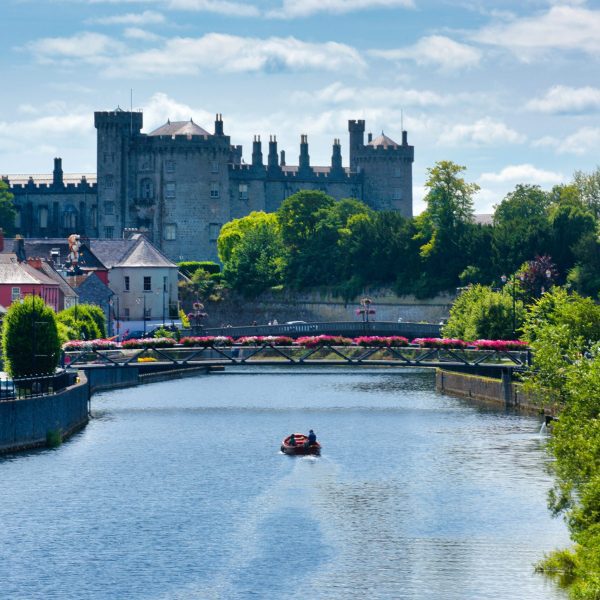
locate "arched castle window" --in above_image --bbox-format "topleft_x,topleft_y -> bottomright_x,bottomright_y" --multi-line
62,205 -> 77,230
140,178 -> 154,199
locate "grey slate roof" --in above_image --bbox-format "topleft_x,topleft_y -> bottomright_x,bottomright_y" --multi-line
149,119 -> 210,137
116,237 -> 177,268
0,254 -> 57,286
368,133 -> 399,148
37,262 -> 79,300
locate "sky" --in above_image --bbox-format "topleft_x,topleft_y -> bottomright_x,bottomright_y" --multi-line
1,0 -> 599,214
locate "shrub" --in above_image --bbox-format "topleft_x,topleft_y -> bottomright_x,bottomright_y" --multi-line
121,337 -> 176,349
412,337 -> 467,349
472,339 -> 529,351
179,336 -> 233,347
235,335 -> 294,345
294,335 -> 354,348
58,304 -> 106,340
354,336 -> 409,347
178,261 -> 221,277
2,295 -> 61,376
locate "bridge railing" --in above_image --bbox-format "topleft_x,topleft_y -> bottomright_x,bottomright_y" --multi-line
201,321 -> 442,339
64,343 -> 530,371
0,370 -> 76,402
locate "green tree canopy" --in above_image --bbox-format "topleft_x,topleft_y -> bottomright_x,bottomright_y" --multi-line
0,180 -> 17,235
2,295 -> 60,376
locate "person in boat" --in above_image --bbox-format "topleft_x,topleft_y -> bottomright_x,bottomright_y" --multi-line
305,429 -> 317,448
288,434 -> 297,446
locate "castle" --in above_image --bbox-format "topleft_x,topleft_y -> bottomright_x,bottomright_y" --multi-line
2,109 -> 414,261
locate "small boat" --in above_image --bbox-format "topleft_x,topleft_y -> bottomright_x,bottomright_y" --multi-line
280,433 -> 321,455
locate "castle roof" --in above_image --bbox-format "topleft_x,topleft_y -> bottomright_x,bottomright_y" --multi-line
148,119 -> 210,137
368,133 -> 399,148
2,173 -> 96,185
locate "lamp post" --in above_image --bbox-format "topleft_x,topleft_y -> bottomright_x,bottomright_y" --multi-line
501,274 -> 523,337
136,296 -> 147,335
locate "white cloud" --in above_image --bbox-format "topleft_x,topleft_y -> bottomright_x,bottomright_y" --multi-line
526,85 -> 600,114
439,118 -> 525,146
301,82 -> 452,108
142,92 -> 213,132
267,0 -> 413,19
534,127 -> 600,154
103,34 -> 364,77
370,35 -> 481,71
124,27 -> 163,41
26,32 -> 120,64
90,10 -> 165,25
478,164 -> 564,185
472,5 -> 600,60
166,0 -> 260,16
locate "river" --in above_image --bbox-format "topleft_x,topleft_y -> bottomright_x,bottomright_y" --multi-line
0,368 -> 568,599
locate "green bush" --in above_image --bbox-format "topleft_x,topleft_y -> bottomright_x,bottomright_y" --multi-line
178,261 -> 221,277
58,304 -> 106,340
2,295 -> 61,376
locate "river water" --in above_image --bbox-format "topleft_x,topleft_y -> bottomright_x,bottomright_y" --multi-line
0,369 -> 568,599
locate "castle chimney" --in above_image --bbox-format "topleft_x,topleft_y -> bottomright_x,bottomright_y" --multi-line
53,157 -> 64,187
0,228 -> 4,253
368,133 -> 373,143
15,236 -> 26,262
268,135 -> 279,169
402,131 -> 408,145
252,135 -> 263,167
214,113 -> 224,136
331,138 -> 342,172
280,150 -> 286,166
299,134 -> 310,171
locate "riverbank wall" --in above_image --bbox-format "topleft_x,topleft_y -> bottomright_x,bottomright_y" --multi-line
436,369 -> 543,413
0,372 -> 89,454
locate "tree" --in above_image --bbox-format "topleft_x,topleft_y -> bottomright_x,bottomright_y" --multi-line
2,295 -> 60,376
57,304 -> 106,340
415,161 -> 480,295
0,180 -> 16,235
492,184 -> 551,274
573,166 -> 600,218
568,229 -> 600,298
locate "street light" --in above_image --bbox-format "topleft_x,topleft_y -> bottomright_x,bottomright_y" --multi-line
136,295 -> 147,335
501,274 -> 524,336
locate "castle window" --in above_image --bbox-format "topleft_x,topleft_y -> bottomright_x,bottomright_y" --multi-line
211,161 -> 219,174
238,184 -> 248,201
165,224 -> 177,241
90,206 -> 98,228
104,201 -> 115,215
210,183 -> 220,199
165,182 -> 176,199
11,287 -> 21,303
103,153 -> 109,163
165,160 -> 176,173
394,168 -> 402,178
209,223 -> 221,241
144,276 -> 152,292
14,209 -> 21,228
393,189 -> 403,201
105,175 -> 114,189
104,226 -> 114,239
62,205 -> 77,230
39,206 -> 48,229
141,178 -> 154,199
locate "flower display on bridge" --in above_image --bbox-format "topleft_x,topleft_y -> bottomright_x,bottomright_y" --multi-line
62,339 -> 119,351
294,335 -> 354,348
235,336 -> 294,346
121,337 -> 177,349
411,338 -> 468,349
179,336 -> 234,347
472,340 -> 529,351
354,336 -> 409,347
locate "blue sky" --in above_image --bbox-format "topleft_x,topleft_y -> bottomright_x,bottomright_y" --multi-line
1,0 -> 599,214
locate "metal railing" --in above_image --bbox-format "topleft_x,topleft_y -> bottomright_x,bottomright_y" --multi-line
64,343 -> 531,372
0,370 -> 76,401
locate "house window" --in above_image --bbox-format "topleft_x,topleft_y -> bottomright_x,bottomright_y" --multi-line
11,287 -> 20,302
104,202 -> 115,215
104,226 -> 114,239
210,183 -> 220,198
141,178 -> 154,199
145,307 -> 151,319
124,307 -> 130,318
239,184 -> 248,200
165,182 -> 176,199
165,224 -> 177,241
209,223 -> 221,241
144,276 -> 151,292
124,276 -> 130,291
165,160 -> 175,173
39,206 -> 48,229
211,161 -> 219,173
105,175 -> 114,189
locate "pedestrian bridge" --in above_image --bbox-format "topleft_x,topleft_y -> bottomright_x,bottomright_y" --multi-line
65,342 -> 530,373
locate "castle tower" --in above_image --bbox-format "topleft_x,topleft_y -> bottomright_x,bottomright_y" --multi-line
94,108 -> 143,238
268,136 -> 279,171
299,134 -> 311,176
52,158 -> 64,188
214,113 -> 224,136
252,135 -> 263,168
331,139 -> 343,175
348,120 -> 365,169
